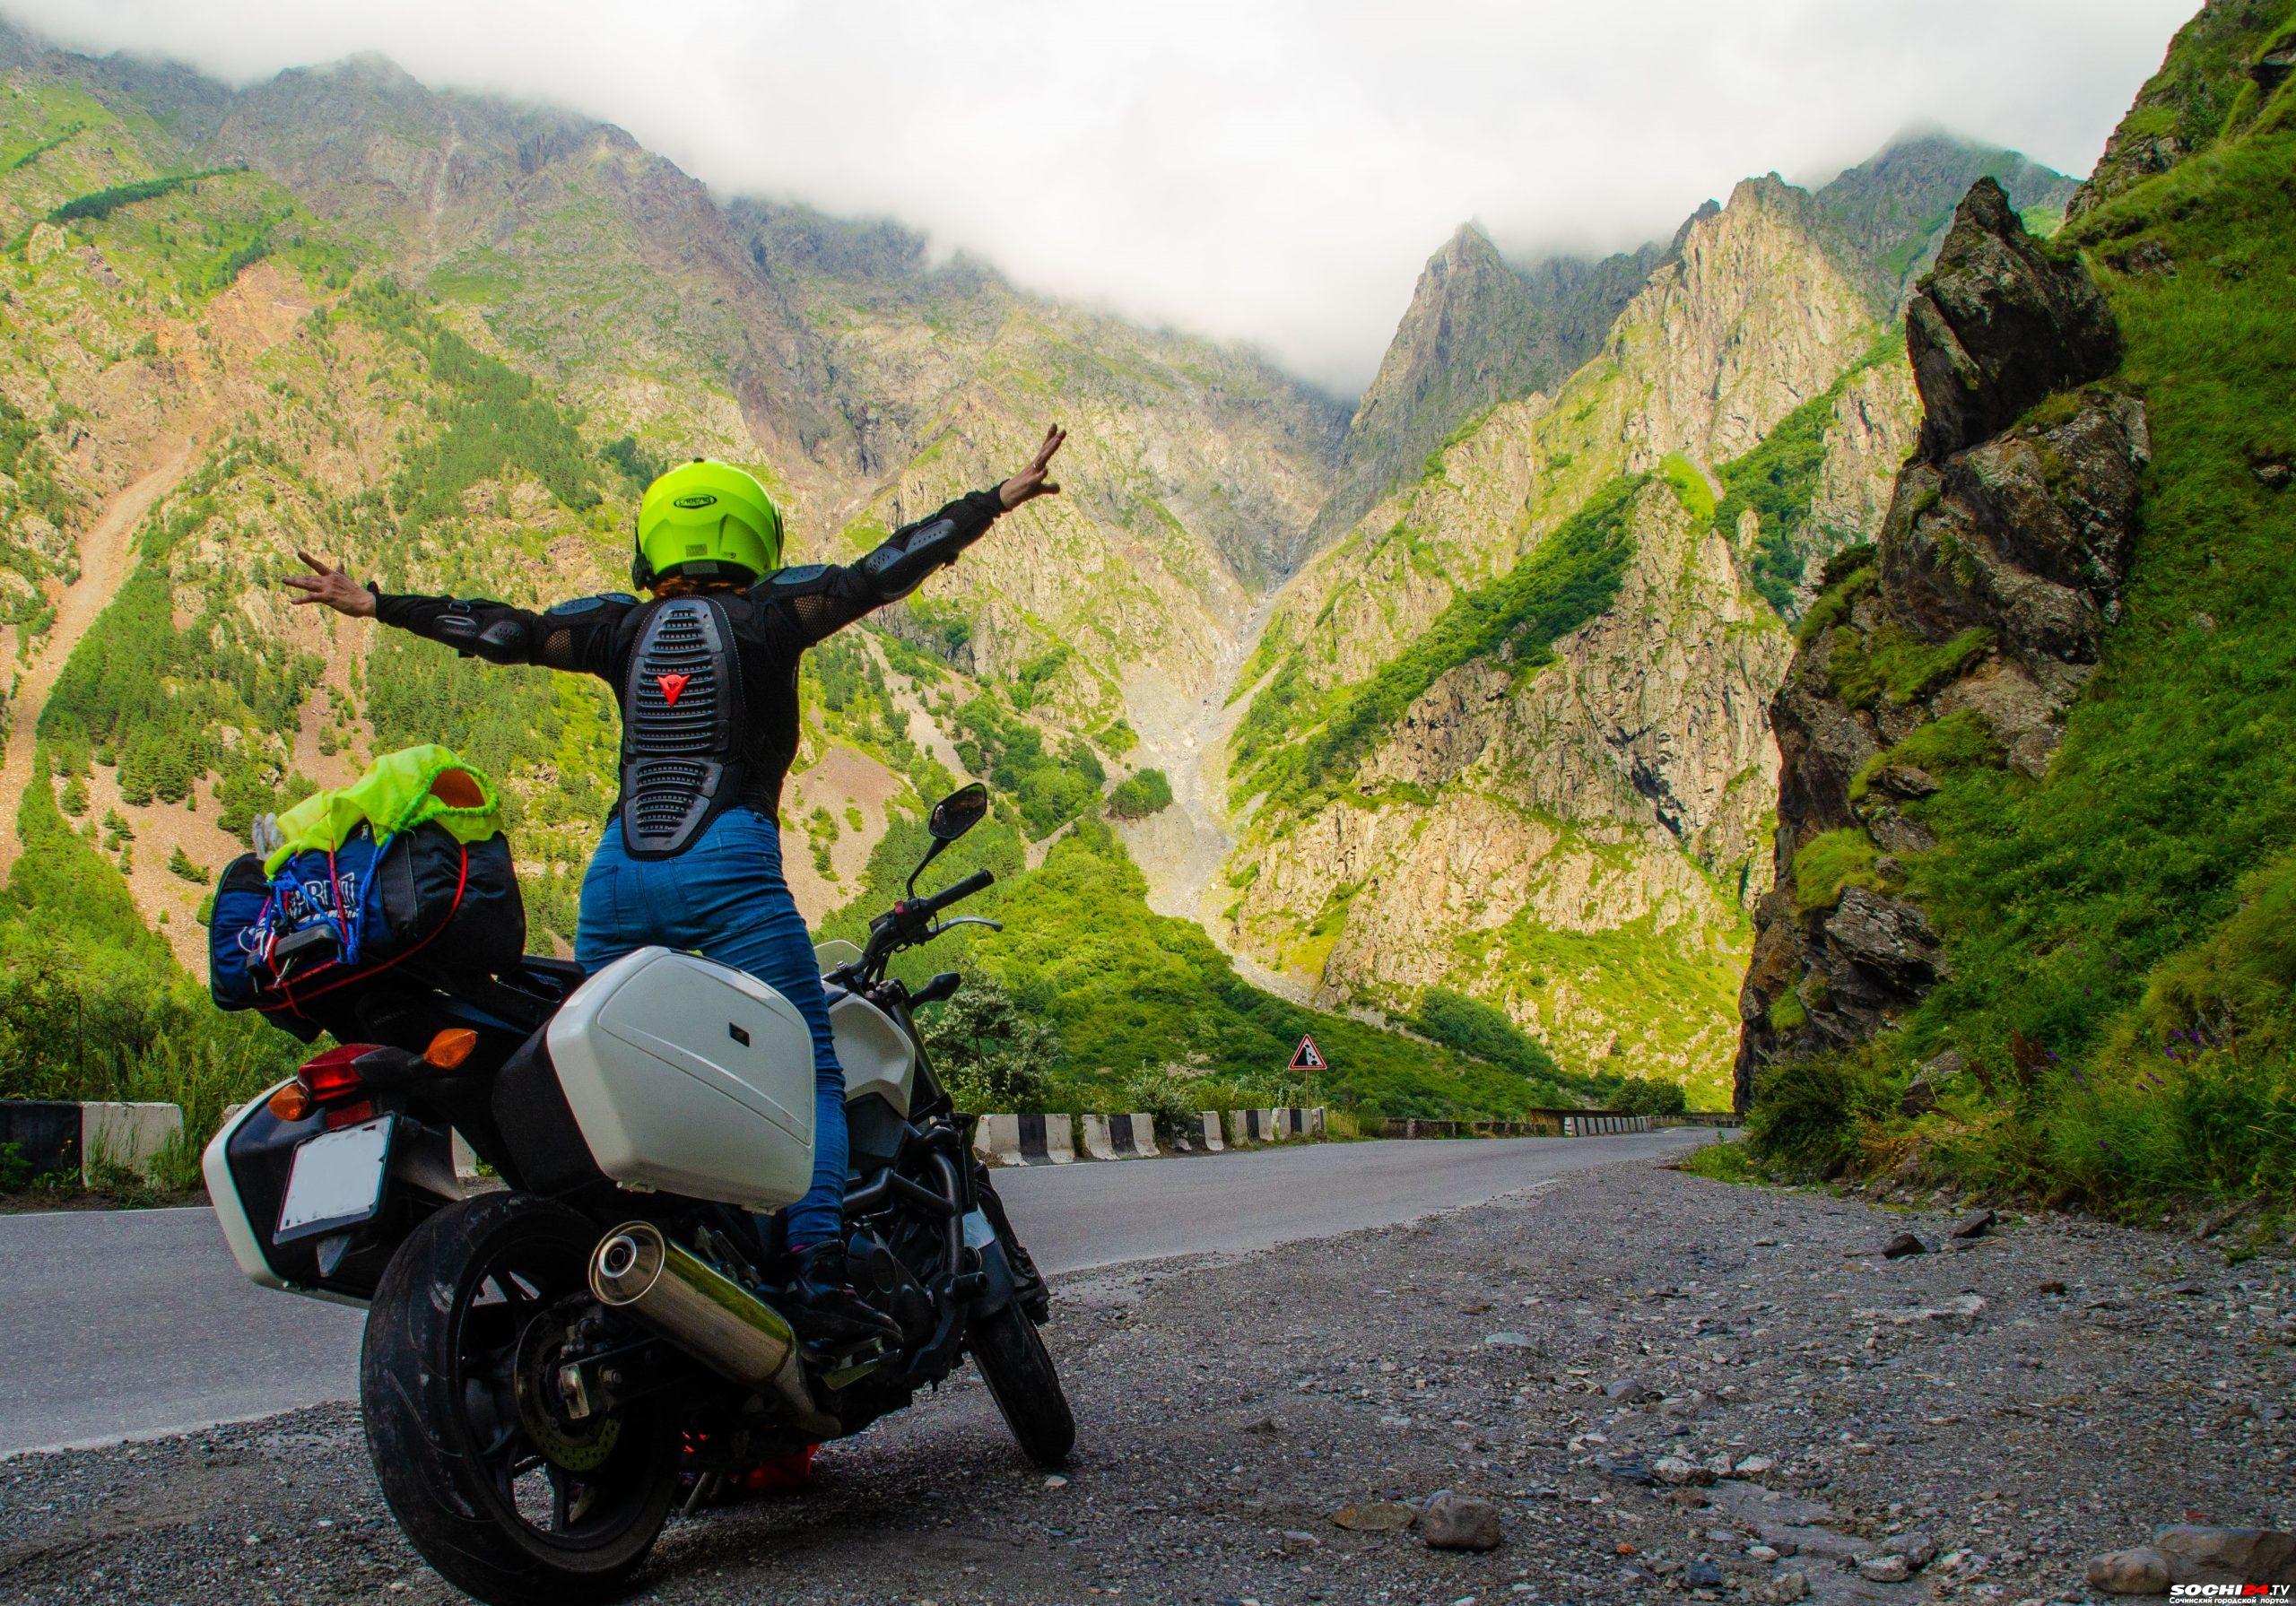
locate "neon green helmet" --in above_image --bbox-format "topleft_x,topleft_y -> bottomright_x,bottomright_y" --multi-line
633,459 -> 782,588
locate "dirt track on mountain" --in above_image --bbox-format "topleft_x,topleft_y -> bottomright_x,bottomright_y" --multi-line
3,1156 -> 2285,1605
0,260 -> 317,898
0,441 -> 192,881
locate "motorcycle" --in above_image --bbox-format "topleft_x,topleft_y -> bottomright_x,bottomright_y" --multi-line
203,782 -> 1071,1605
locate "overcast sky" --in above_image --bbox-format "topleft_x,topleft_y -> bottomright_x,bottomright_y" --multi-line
13,1 -> 2193,393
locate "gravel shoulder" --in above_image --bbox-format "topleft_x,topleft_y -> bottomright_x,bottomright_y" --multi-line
1,1157 -> 2288,1605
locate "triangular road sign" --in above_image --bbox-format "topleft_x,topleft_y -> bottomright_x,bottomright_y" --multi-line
1288,1034 -> 1326,1072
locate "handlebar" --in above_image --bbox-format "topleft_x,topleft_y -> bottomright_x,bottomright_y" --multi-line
911,868 -> 994,919
836,868 -> 999,987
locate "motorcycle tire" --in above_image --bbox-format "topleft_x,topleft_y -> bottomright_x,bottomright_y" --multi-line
361,1193 -> 679,1606
970,1301 -> 1075,1468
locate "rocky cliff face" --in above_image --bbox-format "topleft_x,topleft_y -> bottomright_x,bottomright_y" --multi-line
1735,178 -> 2145,1105
718,200 -> 1345,699
1232,482 -> 1789,1095
1219,174 -> 1920,1098
1258,176 -> 1895,702
1313,225 -> 1661,543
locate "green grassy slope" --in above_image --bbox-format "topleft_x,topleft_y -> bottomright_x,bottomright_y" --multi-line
1749,3 -> 2296,1214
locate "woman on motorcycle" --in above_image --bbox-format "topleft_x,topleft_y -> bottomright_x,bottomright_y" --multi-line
286,425 -> 1066,1344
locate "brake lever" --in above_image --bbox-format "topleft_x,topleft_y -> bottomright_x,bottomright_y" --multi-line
927,916 -> 1004,936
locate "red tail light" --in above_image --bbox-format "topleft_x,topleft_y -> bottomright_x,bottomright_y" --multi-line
298,1043 -> 382,1104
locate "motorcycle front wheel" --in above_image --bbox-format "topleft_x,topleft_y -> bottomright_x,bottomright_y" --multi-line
361,1193 -> 679,1606
970,1300 -> 1075,1468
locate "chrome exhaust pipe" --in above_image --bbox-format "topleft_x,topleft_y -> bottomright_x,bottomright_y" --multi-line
588,1221 -> 838,1438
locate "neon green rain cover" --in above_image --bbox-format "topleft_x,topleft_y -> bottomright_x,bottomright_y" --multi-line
263,744 -> 501,875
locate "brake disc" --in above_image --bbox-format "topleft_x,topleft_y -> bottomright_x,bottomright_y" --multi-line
512,1295 -> 623,1473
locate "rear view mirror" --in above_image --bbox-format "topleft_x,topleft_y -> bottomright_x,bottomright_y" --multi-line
928,783 -> 988,843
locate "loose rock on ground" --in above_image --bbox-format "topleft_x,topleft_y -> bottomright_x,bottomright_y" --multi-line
0,1158 -> 2289,1603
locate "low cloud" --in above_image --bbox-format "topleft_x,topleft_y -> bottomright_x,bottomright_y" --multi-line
13,0 -> 2192,392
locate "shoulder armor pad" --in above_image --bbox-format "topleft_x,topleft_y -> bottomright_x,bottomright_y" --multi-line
763,563 -> 831,592
547,593 -> 637,616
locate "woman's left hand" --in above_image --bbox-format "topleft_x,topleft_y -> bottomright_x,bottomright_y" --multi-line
998,424 -> 1066,510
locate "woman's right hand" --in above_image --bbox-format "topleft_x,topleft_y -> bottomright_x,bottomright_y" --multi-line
284,551 -> 377,617
997,425 -> 1066,510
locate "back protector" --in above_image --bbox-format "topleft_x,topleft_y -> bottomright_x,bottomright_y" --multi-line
618,597 -> 747,858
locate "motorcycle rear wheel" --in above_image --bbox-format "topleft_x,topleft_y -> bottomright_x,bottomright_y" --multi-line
361,1193 -> 679,1606
970,1301 -> 1075,1468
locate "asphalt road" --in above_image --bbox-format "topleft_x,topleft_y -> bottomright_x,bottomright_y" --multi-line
0,1128 -> 1713,1458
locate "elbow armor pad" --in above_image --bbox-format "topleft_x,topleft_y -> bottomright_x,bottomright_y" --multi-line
858,515 -> 975,602
433,605 -> 531,664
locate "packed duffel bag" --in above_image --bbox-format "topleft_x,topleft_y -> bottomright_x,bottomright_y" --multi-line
209,821 -> 524,1029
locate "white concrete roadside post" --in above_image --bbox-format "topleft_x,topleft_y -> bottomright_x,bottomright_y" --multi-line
1077,1114 -> 1121,1161
79,1101 -> 182,1184
983,1113 -> 1074,1166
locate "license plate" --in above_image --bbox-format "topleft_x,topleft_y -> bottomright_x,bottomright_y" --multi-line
277,1116 -> 394,1240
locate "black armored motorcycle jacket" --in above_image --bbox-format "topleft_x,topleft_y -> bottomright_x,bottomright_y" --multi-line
371,488 -> 1005,858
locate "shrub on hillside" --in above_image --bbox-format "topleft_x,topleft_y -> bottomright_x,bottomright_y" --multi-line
1613,1076 -> 1688,1116
1107,768 -> 1173,820
1745,1050 -> 1891,1176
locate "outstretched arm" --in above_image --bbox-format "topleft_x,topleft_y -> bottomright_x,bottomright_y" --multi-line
777,425 -> 1068,647
284,551 -> 623,675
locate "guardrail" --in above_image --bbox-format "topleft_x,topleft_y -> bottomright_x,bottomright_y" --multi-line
0,1098 -> 183,1184
1368,1109 -> 1733,1138
5,1094 -> 1732,1194
973,1107 -> 1334,1167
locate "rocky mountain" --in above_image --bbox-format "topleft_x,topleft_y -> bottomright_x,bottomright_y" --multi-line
1732,0 -> 2296,1216
1213,174 -> 1923,1103
1312,225 -> 1665,543
718,196 -> 1345,694
1309,134 -> 2080,564
1813,131 -> 2081,299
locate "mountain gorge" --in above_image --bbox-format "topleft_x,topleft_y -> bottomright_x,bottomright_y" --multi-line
0,11 -> 2117,1126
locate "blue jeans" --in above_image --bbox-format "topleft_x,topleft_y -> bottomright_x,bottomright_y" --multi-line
574,808 -> 847,1248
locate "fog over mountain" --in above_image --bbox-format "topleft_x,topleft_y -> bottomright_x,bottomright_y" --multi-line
7,0 -> 2188,390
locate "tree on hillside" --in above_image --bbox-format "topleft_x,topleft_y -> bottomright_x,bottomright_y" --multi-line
918,974 -> 1057,1113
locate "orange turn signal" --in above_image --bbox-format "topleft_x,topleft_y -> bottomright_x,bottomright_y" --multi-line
268,1082 -> 314,1122
424,1028 -> 480,1070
